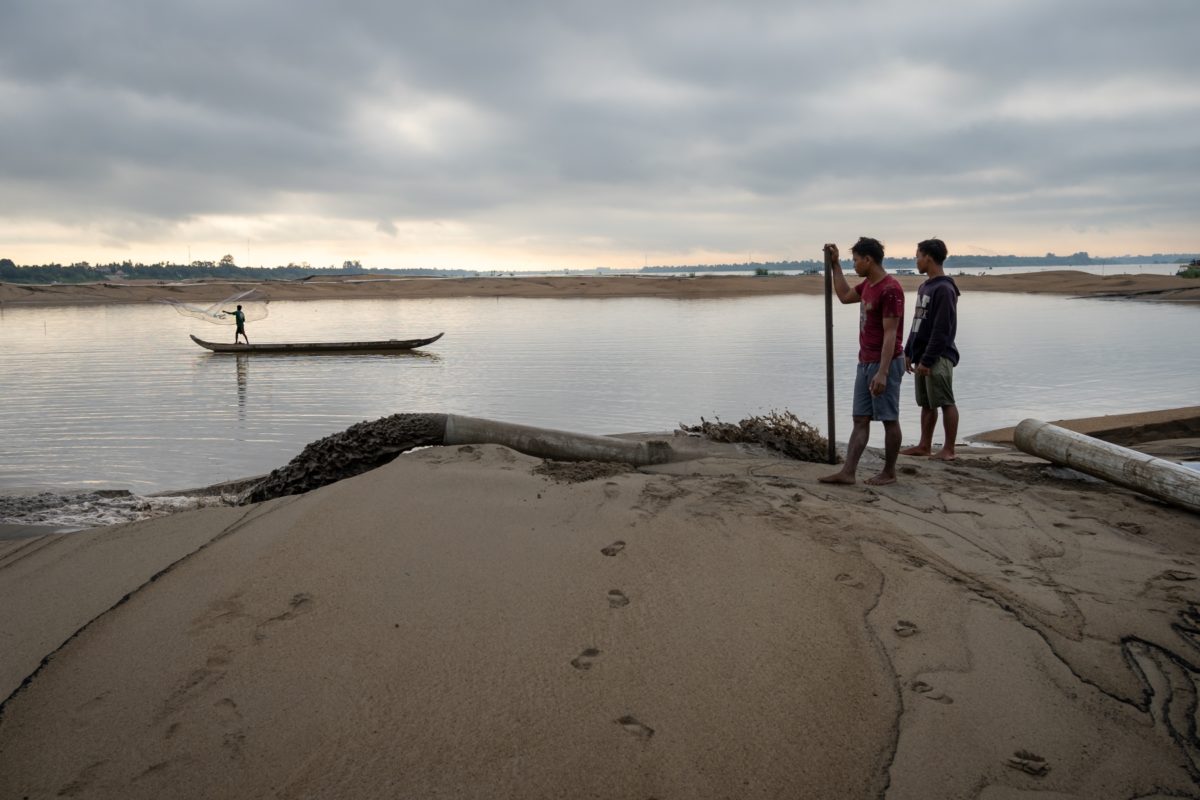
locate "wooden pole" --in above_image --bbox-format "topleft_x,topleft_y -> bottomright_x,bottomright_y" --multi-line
824,247 -> 837,464
1014,419 -> 1200,514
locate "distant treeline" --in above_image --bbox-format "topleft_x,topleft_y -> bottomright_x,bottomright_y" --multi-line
0,258 -> 479,284
3,251 -> 1197,285
639,252 -> 1200,274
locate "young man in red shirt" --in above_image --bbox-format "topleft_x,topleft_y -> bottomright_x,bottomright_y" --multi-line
819,237 -> 905,486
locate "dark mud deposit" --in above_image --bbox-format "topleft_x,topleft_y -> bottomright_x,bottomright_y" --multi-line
245,413 -> 448,503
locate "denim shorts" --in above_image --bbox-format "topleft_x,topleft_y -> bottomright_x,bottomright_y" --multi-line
852,359 -> 904,421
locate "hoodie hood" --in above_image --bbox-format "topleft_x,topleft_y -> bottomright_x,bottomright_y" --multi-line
925,274 -> 960,297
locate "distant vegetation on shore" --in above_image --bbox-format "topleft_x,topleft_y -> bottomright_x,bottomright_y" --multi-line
1,251 -> 1197,285
0,257 -> 477,285
640,251 -> 1200,274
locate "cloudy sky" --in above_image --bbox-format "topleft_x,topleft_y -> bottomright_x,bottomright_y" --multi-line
2,0 -> 1196,270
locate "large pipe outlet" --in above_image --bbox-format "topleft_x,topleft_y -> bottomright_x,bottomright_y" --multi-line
1013,418 -> 1200,515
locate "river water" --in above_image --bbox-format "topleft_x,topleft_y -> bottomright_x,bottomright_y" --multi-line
1,292 -> 1195,494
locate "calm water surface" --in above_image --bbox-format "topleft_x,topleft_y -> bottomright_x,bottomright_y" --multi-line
1,293 -> 1195,493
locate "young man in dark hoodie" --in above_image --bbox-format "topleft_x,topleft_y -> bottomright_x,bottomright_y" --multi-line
901,238 -> 960,460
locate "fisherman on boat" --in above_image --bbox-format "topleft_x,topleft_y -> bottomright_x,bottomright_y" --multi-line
224,304 -> 249,344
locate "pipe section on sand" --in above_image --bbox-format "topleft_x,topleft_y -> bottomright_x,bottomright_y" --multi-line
444,414 -> 688,467
1014,418 -> 1200,515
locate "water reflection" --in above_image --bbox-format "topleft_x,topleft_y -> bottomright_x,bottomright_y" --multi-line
235,355 -> 249,418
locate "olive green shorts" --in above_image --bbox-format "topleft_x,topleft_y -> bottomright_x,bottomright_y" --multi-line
913,356 -> 956,408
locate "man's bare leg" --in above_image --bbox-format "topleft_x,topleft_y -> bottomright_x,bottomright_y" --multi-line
900,407 -> 938,456
820,417 -> 871,484
866,420 -> 902,485
932,405 -> 958,461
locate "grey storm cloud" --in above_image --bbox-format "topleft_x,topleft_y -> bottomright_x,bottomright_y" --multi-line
0,0 -> 1196,260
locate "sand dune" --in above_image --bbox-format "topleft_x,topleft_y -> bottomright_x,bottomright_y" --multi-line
3,438 -> 1199,798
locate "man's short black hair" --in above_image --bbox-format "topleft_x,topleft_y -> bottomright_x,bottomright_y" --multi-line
917,238 -> 948,265
850,236 -> 885,265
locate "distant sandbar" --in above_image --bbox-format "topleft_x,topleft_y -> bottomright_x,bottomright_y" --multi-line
1,269 -> 1197,306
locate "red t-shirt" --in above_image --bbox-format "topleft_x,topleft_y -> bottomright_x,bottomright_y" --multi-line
855,275 -> 905,364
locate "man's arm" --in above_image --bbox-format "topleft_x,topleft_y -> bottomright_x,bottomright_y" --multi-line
823,243 -> 861,304
902,314 -> 916,373
870,315 -> 900,395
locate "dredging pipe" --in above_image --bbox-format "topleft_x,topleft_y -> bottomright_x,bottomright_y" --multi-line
1013,418 -> 1200,515
444,414 -> 686,466
245,413 -> 721,503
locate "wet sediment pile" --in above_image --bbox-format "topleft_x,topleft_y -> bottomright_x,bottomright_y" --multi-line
244,413 -> 448,504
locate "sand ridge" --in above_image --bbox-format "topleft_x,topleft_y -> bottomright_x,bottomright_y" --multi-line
2,269 -> 1198,307
2,442 -> 1199,798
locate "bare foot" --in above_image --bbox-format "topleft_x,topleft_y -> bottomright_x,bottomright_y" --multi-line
930,449 -> 957,461
900,445 -> 930,456
864,473 -> 897,486
819,472 -> 856,485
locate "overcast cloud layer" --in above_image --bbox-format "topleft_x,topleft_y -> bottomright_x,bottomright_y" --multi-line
1,0 -> 1197,268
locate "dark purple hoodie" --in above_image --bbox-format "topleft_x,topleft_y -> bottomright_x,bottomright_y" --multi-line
903,275 -> 960,367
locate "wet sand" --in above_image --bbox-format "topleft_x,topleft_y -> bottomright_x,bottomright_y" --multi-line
2,410 -> 1199,797
2,269 -> 1198,306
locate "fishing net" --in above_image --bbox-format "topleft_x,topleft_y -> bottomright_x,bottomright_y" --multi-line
160,289 -> 270,324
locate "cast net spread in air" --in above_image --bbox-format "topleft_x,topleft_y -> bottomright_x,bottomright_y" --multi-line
160,289 -> 270,324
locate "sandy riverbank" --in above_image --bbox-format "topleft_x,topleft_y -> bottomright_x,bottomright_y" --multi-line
2,409 -> 1199,798
2,269 -> 1198,306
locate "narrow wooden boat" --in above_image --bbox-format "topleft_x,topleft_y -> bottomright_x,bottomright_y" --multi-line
190,332 -> 444,353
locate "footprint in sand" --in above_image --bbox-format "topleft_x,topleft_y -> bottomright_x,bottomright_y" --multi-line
134,761 -> 171,782
894,620 -> 919,637
58,760 -> 108,797
835,573 -> 864,589
910,680 -> 953,704
1158,570 -> 1196,582
1053,521 -> 1096,536
616,715 -> 655,739
608,589 -> 630,608
571,647 -> 601,670
214,697 -> 242,721
1006,750 -> 1050,777
601,540 -> 626,557
254,592 -> 314,642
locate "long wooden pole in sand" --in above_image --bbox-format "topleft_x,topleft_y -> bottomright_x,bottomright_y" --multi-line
823,246 -> 837,464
